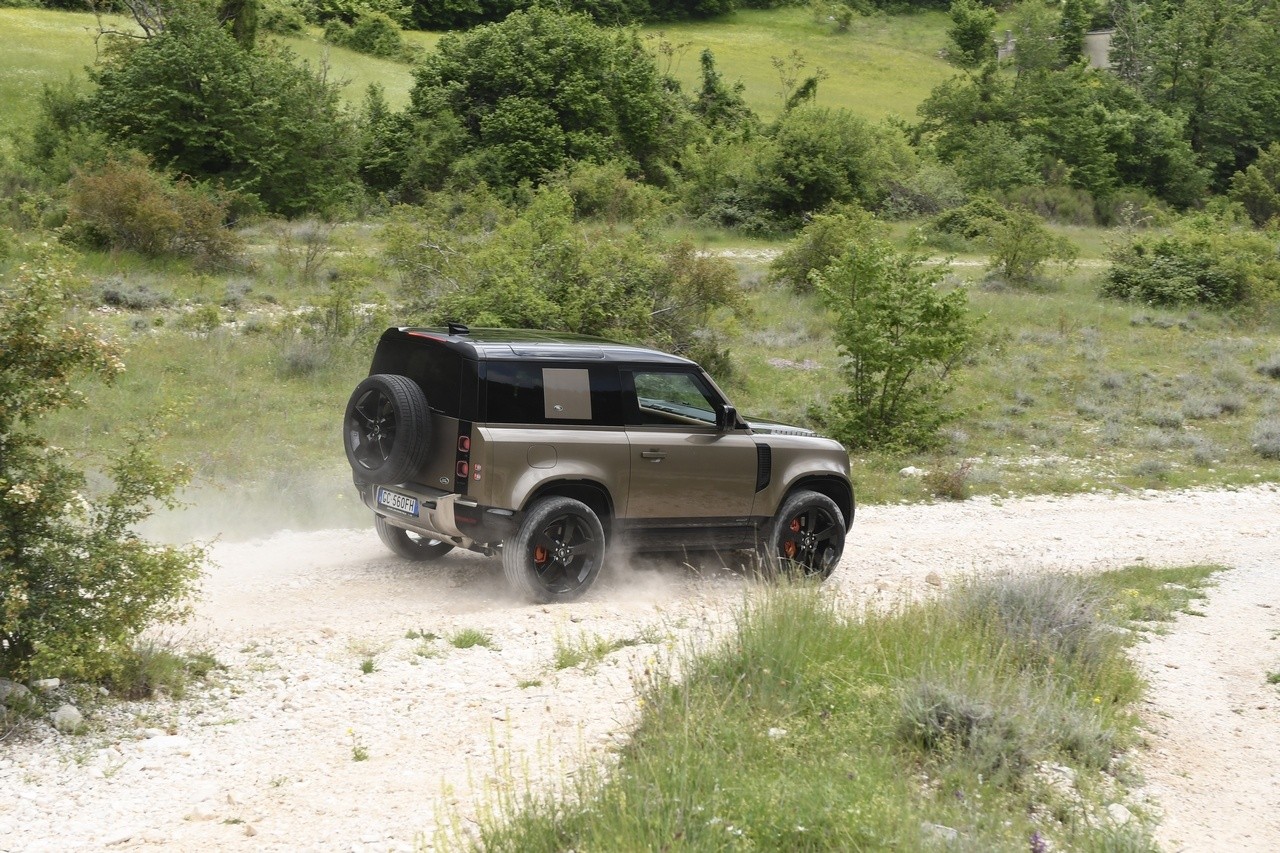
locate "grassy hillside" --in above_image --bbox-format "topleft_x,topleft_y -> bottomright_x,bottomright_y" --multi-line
0,6 -> 952,137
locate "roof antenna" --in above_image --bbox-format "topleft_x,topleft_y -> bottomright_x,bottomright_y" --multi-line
447,322 -> 470,337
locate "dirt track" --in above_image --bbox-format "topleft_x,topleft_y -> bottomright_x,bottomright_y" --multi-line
2,485 -> 1278,851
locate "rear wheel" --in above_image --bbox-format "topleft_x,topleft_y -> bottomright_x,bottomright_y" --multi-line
374,514 -> 454,561
502,497 -> 605,603
760,490 -> 846,578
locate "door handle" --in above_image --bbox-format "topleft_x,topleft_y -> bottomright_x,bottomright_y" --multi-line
640,450 -> 666,461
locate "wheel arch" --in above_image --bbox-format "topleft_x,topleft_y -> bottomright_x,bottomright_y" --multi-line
523,480 -> 617,537
784,476 -> 854,529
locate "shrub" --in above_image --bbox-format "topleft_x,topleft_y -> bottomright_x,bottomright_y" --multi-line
66,154 -> 241,268
549,159 -> 671,224
324,9 -> 409,60
813,236 -> 978,450
1001,184 -> 1097,226
1101,216 -> 1280,309
767,203 -> 879,294
1252,418 -> 1280,460
924,459 -> 973,500
984,207 -> 1078,286
1257,353 -> 1280,380
0,250 -> 204,682
928,195 -> 1011,241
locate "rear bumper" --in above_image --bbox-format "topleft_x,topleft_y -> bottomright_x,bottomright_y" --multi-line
355,480 -> 519,546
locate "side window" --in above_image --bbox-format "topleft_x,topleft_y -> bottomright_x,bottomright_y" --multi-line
484,364 -> 622,426
629,370 -> 718,427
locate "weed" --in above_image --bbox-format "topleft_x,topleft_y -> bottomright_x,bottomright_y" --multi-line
449,628 -> 494,650
109,640 -> 224,701
359,657 -> 376,675
405,629 -> 439,641
1266,671 -> 1280,685
517,679 -> 543,689
349,730 -> 369,761
924,460 -> 973,501
552,633 -> 639,671
1256,353 -> 1280,380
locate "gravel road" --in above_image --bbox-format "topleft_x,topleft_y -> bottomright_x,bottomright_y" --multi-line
2,484 -> 1278,852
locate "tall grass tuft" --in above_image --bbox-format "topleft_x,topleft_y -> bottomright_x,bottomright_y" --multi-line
463,569 -> 1216,852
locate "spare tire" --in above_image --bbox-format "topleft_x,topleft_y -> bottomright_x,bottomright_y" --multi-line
344,374 -> 431,485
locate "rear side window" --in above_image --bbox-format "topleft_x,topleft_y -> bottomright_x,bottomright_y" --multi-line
484,364 -> 622,426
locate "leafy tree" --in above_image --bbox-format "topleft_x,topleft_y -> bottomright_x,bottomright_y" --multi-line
1229,142 -> 1280,226
746,106 -> 912,227
813,235 -> 978,450
692,49 -> 757,138
947,0 -> 997,68
1009,0 -> 1060,77
1124,0 -> 1280,187
0,249 -> 203,682
394,9 -> 688,191
87,8 -> 358,215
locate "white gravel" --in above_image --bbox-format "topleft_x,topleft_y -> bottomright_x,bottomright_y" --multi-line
2,484 -> 1278,852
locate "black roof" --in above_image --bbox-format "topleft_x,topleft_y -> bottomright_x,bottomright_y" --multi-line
383,327 -> 695,366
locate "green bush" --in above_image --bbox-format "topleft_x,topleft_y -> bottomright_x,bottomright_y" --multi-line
813,235 -> 979,450
65,154 -> 241,268
324,9 -> 410,60
1102,216 -> 1280,309
984,207 -> 1078,286
0,249 -> 203,683
929,195 -> 1011,241
768,203 -> 879,294
86,9 -> 359,216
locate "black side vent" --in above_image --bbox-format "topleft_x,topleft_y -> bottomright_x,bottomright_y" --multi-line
755,443 -> 772,493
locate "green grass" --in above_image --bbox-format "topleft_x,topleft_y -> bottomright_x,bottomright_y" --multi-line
0,6 -> 950,136
0,9 -> 108,137
551,632 -> 642,671
449,628 -> 495,650
460,569 -> 1215,851
647,8 -> 955,122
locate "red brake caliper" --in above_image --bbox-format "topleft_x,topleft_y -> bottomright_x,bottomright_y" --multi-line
534,545 -> 549,565
784,517 -> 802,558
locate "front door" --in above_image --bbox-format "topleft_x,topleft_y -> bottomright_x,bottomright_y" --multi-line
622,368 -> 758,527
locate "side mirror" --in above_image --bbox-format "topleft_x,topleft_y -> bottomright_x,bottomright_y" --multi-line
716,404 -> 738,432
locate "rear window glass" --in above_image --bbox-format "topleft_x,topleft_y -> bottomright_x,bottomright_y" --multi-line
370,340 -> 464,417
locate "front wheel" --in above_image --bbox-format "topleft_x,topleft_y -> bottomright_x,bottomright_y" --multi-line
760,490 -> 846,578
375,514 -> 454,561
502,497 -> 606,603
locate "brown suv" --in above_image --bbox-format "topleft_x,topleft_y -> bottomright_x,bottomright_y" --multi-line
343,325 -> 853,602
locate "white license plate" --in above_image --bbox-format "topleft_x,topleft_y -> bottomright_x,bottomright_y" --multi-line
377,489 -> 419,516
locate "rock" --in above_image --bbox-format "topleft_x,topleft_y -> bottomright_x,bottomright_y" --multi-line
51,704 -> 83,733
921,821 -> 959,842
101,829 -> 135,846
30,678 -> 60,694
1107,803 -> 1132,825
899,466 -> 926,478
925,572 -> 943,587
185,801 -> 218,821
244,824 -> 258,837
0,679 -> 34,710
766,727 -> 788,739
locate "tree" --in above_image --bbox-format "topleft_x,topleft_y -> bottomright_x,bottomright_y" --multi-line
1229,142 -> 1280,226
813,235 -> 978,450
87,7 -> 358,215
1,248 -> 203,682
947,0 -> 997,68
395,9 -> 689,191
983,206 -> 1078,285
